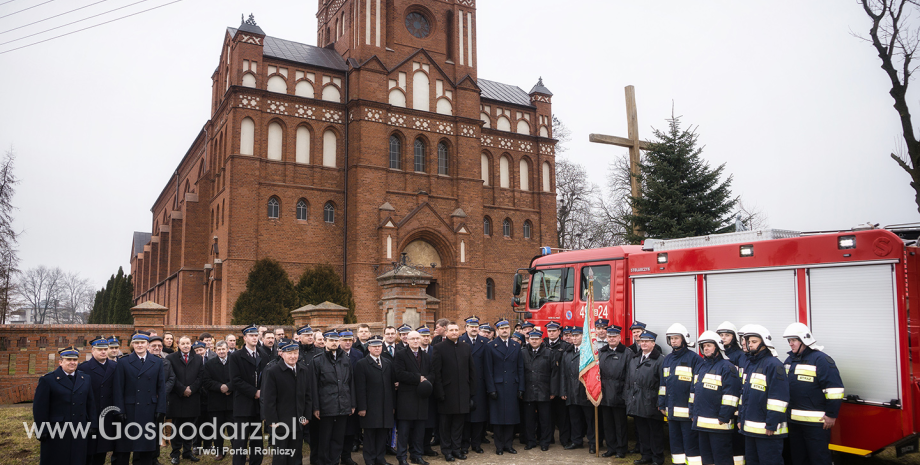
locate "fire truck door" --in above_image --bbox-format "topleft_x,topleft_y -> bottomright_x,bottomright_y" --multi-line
809,264 -> 900,405
631,275 -> 698,356
705,270 -> 797,352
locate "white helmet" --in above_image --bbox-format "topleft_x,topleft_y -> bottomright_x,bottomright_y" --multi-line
666,323 -> 695,348
716,321 -> 740,346
737,324 -> 755,338
783,322 -> 824,352
697,330 -> 728,359
743,324 -> 778,357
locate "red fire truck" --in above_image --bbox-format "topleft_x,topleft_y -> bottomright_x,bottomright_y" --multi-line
511,227 -> 919,457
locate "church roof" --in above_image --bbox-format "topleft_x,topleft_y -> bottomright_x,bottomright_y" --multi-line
478,78 -> 535,108
529,77 -> 553,96
132,231 -> 151,256
228,28 -> 349,72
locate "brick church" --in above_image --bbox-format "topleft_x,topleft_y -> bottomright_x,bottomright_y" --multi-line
130,0 -> 559,326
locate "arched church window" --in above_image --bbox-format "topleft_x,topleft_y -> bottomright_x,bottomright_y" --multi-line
503,218 -> 512,237
267,122 -> 283,160
483,216 -> 492,236
499,155 -> 510,188
389,136 -> 402,170
240,118 -> 255,155
519,159 -> 529,191
324,202 -> 335,223
414,139 -> 426,172
267,197 -> 280,219
297,199 -> 308,220
524,220 -> 532,239
486,278 -> 495,300
437,142 -> 449,175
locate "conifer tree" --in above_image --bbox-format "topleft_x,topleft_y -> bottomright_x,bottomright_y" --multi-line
624,116 -> 737,243
231,258 -> 296,325
294,264 -> 357,323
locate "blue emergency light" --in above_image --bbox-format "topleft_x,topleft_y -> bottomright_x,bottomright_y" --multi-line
540,246 -> 552,256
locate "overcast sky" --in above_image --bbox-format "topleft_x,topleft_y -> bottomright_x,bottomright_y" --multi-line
0,0 -> 916,289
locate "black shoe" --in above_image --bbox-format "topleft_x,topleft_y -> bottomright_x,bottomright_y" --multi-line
589,445 -> 596,454
423,450 -> 438,457
616,453 -> 626,458
410,458 -> 429,465
183,455 -> 200,463
505,448 -> 517,454
540,445 -> 549,451
602,451 -> 617,457
387,447 -> 397,456
342,458 -> 358,465
628,447 -> 640,454
472,447 -> 483,454
564,443 -> 582,450
455,453 -> 467,460
352,444 -> 361,452
460,449 -> 468,456
481,439 -> 490,444
444,454 -> 455,462
495,451 -> 503,456
633,460 -> 652,465
398,460 -> 410,465
170,459 -> 179,465
524,444 -> 536,450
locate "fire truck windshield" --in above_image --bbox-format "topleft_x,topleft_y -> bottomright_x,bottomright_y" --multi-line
529,268 -> 574,309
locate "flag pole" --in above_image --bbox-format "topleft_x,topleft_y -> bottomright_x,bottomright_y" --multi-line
588,272 -> 600,458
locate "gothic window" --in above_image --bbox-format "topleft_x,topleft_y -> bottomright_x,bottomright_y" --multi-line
414,139 -> 425,172
483,216 -> 492,236
486,278 -> 495,300
268,197 -> 280,219
542,162 -> 552,192
323,130 -> 337,167
240,117 -> 255,155
267,75 -> 287,94
524,220 -> 532,239
242,73 -> 256,88
267,122 -> 283,160
296,199 -> 308,220
437,142 -> 449,175
324,202 -> 335,223
519,159 -> 530,191
499,155 -> 510,188
481,154 -> 490,185
389,136 -> 402,170
296,126 -> 310,164
503,218 -> 511,237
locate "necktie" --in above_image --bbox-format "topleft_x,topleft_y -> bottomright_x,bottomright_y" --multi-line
221,359 -> 226,365
376,358 -> 381,368
184,353 -> 188,364
251,350 -> 256,358
140,357 -> 145,364
388,346 -> 394,357
415,351 -> 420,365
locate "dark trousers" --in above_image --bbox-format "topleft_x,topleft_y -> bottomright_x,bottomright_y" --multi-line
523,401 -> 552,447
732,423 -> 745,462
635,417 -> 664,464
568,405 -> 594,447
232,416 -> 263,465
126,451 -> 157,465
202,410 -> 232,453
550,397 -> 569,445
88,452 -> 127,465
318,415 -> 349,465
461,421 -> 484,450
744,435 -> 784,465
668,419 -> 699,463
492,424 -> 514,452
599,405 -> 628,454
363,427 -> 388,465
309,415 -> 321,464
699,431 -> 734,465
396,419 -> 425,461
269,421 -> 304,465
171,417 -> 197,458
789,423 -> 831,465
342,434 -> 355,460
438,414 -> 465,456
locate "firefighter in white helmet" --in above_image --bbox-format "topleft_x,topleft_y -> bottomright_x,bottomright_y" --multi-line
782,323 -> 844,465
737,325 -> 789,465
716,321 -> 746,465
659,323 -> 702,465
690,331 -> 740,465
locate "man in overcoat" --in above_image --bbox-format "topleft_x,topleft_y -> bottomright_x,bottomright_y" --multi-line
228,324 -> 270,465
521,329 -> 556,451
431,323 -> 475,462
80,336 -> 120,465
598,325 -> 632,458
559,327 -> 596,454
35,346 -> 96,465
312,330 -> 357,465
458,317 -> 489,454
113,331 -> 167,465
261,340 -> 310,465
393,330 -> 431,465
202,340 -> 233,460
483,319 -> 524,455
167,336 -> 204,463
355,336 -> 396,465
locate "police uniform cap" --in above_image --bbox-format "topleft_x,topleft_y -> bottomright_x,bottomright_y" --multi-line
324,331 -> 341,340
339,330 -> 355,339
528,330 -> 544,339
366,335 -> 384,346
571,327 -> 583,335
639,331 -> 657,341
595,318 -> 609,328
90,336 -> 109,349
416,326 -> 431,335
131,330 -> 150,342
465,316 -> 480,325
607,325 -> 623,335
521,321 -> 535,329
59,346 -> 80,359
397,325 -> 412,334
279,340 -> 299,352
191,341 -> 206,350
479,324 -> 492,332
107,336 -> 120,347
562,326 -> 573,334
242,324 -> 259,335
630,321 -> 647,330
512,332 -> 525,340
495,319 -> 511,329
296,325 -> 313,335
545,322 -> 561,330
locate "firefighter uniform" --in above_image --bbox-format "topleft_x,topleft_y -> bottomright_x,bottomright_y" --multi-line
783,323 -> 844,465
659,323 -> 702,465
717,321 -> 746,465
738,326 -> 789,465
690,332 -> 740,465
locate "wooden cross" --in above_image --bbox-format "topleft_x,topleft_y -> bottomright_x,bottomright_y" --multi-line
589,85 -> 649,235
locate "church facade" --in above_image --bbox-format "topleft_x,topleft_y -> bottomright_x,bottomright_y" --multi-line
130,0 -> 559,325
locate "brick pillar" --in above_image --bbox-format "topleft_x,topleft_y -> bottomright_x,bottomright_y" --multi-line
131,301 -> 169,335
377,265 -> 433,329
290,302 -> 347,332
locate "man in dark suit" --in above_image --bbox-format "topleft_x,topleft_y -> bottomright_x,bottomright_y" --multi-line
381,327 -> 399,362
458,316 -> 489,454
259,330 -> 278,361
416,327 -> 439,457
312,330 -> 357,465
79,337 -> 120,465
522,329 -> 556,451
355,336 -> 396,465
340,330 -> 363,465
229,324 -> 270,465
148,335 -> 174,463
202,340 -> 233,460
262,340 -> 311,465
34,346 -> 95,465
296,325 -> 315,360
113,331 -> 167,465
560,327 -> 596,454
483,319 -> 524,455
199,333 -> 218,360
394,331 -> 431,465
430,319 -> 449,345
431,323 -> 475,462
167,336 -> 204,464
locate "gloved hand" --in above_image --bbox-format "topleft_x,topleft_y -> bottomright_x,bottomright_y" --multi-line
488,391 -> 498,400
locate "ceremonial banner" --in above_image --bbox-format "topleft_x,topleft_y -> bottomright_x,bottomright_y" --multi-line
578,272 -> 603,407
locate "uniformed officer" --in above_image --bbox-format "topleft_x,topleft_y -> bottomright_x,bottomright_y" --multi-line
521,329 -> 555,451
738,325 -> 789,465
598,325 -> 631,458
113,331 -> 168,465
107,336 -> 122,361
542,321 -> 570,448
261,340 -> 311,465
478,324 -> 493,341
660,323 -> 703,465
715,321 -> 745,464
559,326 -> 595,454
79,336 -> 121,465
34,346 -> 96,465
782,323 -> 844,465
340,330 -> 363,465
484,319 -> 524,455
690,331 -> 740,465
460,317 -> 489,454
355,336 -> 395,465
594,319 -> 609,352
228,324 -> 270,465
396,325 -> 412,351
312,330 -> 357,465
627,330 -> 665,465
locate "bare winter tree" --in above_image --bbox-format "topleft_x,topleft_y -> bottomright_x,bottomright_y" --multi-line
555,157 -> 622,249
59,272 -> 94,324
858,0 -> 920,213
0,148 -> 19,324
552,116 -> 572,154
17,266 -> 64,324
736,199 -> 769,231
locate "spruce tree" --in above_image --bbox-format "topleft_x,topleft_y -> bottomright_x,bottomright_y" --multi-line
231,258 -> 296,325
89,288 -> 104,324
101,274 -> 115,324
113,272 -> 134,324
624,116 -> 737,243
294,264 -> 357,323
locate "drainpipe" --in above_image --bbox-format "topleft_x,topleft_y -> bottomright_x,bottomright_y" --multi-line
343,67 -> 350,286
